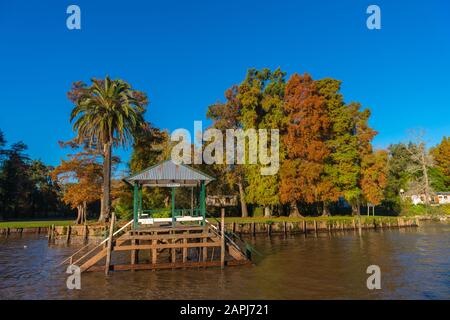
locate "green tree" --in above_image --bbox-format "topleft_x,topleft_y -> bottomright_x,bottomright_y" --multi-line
68,76 -> 148,222
238,68 -> 286,217
207,85 -> 249,217
0,142 -> 33,218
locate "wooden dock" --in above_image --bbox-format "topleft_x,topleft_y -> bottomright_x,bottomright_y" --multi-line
61,221 -> 250,273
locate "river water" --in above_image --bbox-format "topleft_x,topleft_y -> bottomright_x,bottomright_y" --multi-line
0,222 -> 448,300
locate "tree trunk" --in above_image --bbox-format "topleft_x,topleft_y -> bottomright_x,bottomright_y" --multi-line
351,204 -> 359,216
264,206 -> 272,217
421,152 -> 431,205
322,201 -> 331,216
82,201 -> 87,224
99,142 -> 112,223
237,181 -> 248,218
76,205 -> 82,224
289,201 -> 303,217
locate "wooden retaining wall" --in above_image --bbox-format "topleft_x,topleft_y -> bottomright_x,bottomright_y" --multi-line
222,217 -> 418,236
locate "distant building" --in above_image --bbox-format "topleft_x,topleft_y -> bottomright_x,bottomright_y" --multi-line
410,192 -> 450,205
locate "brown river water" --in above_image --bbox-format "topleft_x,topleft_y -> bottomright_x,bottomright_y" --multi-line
0,221 -> 448,299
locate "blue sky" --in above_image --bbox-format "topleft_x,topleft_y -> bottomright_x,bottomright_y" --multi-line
0,0 -> 449,169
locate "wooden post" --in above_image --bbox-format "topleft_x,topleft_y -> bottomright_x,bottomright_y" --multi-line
220,208 -> 225,269
267,223 -> 271,236
252,222 -> 256,236
172,238 -> 177,263
183,238 -> 187,263
65,226 -> 71,245
36,227 -> 40,235
202,238 -> 207,263
303,220 -> 307,235
314,220 -> 318,235
105,213 -> 115,275
83,225 -> 88,243
358,216 -> 362,237
6,227 -> 10,237
283,221 -> 287,235
152,239 -> 157,265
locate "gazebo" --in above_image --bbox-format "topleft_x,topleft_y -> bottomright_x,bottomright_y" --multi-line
124,160 -> 215,229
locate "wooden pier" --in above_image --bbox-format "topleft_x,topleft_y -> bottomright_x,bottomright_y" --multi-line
61,221 -> 250,273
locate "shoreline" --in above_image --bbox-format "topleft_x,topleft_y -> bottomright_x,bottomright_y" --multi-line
0,216 -> 427,243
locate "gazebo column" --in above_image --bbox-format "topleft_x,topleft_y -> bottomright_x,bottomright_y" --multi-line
133,183 -> 139,229
200,181 -> 206,225
171,187 -> 176,227
139,185 -> 143,218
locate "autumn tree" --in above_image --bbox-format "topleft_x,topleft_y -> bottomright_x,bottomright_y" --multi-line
361,150 -> 388,207
430,136 -> 450,191
52,152 -> 102,224
280,73 -> 330,216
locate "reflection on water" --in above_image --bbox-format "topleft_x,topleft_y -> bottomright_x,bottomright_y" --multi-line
0,222 -> 448,299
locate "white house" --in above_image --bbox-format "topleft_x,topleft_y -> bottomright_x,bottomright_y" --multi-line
410,192 -> 450,205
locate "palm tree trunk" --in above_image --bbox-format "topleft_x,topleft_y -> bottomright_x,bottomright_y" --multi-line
237,181 -> 248,218
99,142 -> 112,223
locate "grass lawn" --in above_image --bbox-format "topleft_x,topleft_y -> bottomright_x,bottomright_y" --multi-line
0,220 -> 98,229
222,215 -> 402,224
0,215 -> 408,229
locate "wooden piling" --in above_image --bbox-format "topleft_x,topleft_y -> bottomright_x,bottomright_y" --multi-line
182,238 -> 187,263
105,213 -> 115,275
83,225 -> 88,243
303,220 -> 307,235
65,226 -> 71,245
252,222 -> 256,236
152,239 -> 157,265
283,221 -> 287,235
202,238 -> 207,262
314,220 -> 318,235
221,208 -> 225,269
358,216 -> 362,237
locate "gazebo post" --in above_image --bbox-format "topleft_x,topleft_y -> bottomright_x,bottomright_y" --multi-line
139,185 -> 143,216
133,183 -> 138,229
171,186 -> 176,227
200,181 -> 206,225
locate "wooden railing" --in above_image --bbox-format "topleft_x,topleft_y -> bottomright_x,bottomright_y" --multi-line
58,219 -> 133,267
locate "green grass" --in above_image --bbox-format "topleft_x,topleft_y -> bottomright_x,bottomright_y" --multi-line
221,215 -> 402,224
0,220 -> 99,229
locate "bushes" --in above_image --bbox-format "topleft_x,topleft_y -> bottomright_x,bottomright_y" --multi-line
402,203 -> 449,216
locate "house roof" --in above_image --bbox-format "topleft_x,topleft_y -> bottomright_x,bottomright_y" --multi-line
125,160 -> 215,187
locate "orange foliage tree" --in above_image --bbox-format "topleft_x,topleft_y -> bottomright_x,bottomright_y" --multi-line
52,145 -> 102,224
280,73 -> 332,216
361,150 -> 388,206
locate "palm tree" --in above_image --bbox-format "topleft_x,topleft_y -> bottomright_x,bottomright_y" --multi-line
69,76 -> 148,222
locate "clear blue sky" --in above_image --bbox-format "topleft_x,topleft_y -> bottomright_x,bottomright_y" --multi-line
0,0 -> 449,169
